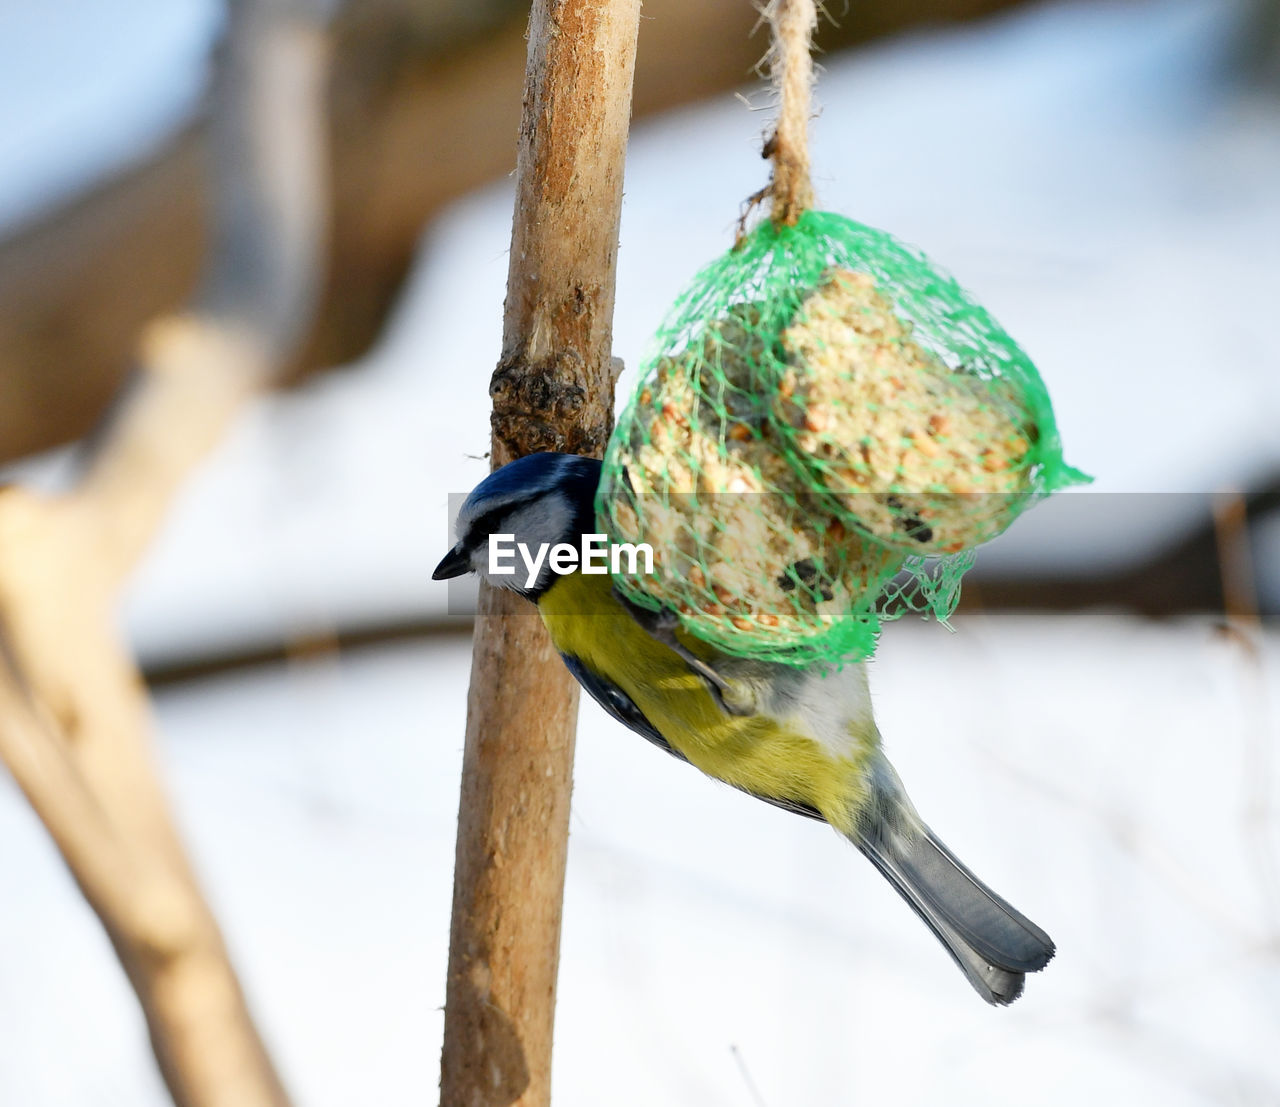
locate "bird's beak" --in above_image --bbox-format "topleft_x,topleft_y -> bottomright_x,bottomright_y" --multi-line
432,543 -> 471,580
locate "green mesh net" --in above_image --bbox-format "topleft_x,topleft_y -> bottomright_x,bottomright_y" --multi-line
596,210 -> 1089,666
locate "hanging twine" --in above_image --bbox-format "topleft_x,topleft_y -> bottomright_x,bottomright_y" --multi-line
765,0 -> 817,226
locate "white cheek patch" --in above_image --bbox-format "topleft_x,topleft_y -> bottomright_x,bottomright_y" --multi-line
471,493 -> 574,590
472,540 -> 496,578
503,495 -> 572,550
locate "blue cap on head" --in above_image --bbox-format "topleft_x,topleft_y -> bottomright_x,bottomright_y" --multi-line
456,452 -> 601,533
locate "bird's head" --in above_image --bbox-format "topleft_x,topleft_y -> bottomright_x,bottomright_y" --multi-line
433,452 -> 602,597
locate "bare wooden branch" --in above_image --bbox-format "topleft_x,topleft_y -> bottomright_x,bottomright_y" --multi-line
0,1 -> 331,1104
439,1 -> 641,1103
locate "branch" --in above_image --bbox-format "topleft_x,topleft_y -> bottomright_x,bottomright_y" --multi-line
79,0 -> 329,581
0,1 -> 330,1103
439,0 -> 641,1103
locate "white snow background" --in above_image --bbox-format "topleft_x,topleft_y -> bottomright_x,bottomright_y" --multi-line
1,0 -> 1279,1104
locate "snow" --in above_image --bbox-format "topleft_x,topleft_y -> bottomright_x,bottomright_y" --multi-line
2,616 -> 1277,1105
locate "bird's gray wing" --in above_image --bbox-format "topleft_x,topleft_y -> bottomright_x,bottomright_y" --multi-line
558,652 -> 823,822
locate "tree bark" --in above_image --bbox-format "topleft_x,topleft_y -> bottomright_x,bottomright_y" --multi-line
438,1 -> 640,1104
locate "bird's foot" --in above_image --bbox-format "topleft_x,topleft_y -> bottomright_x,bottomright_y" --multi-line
611,587 -> 754,716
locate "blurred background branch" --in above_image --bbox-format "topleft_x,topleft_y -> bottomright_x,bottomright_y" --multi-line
0,0 -> 1036,466
0,0 -> 331,1103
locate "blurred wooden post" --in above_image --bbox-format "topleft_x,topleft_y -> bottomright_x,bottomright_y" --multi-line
439,1 -> 640,1104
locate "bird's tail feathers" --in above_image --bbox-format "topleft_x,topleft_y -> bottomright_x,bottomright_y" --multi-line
854,765 -> 1055,1005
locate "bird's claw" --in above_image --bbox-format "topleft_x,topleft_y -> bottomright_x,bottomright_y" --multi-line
611,587 -> 754,717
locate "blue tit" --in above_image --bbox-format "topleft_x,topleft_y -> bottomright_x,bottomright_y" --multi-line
434,451 -> 1053,1004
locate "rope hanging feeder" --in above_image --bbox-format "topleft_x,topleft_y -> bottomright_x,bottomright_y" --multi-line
597,0 -> 1089,666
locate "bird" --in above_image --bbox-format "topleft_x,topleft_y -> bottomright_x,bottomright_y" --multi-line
434,450 -> 1054,1004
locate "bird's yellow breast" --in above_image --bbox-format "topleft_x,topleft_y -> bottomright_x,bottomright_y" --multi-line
536,571 -> 867,829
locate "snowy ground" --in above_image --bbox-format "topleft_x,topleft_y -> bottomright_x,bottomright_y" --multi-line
2,615 -> 1278,1106
3,0 -> 1280,1103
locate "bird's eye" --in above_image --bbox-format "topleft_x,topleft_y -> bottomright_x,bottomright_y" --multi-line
464,506 -> 509,546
